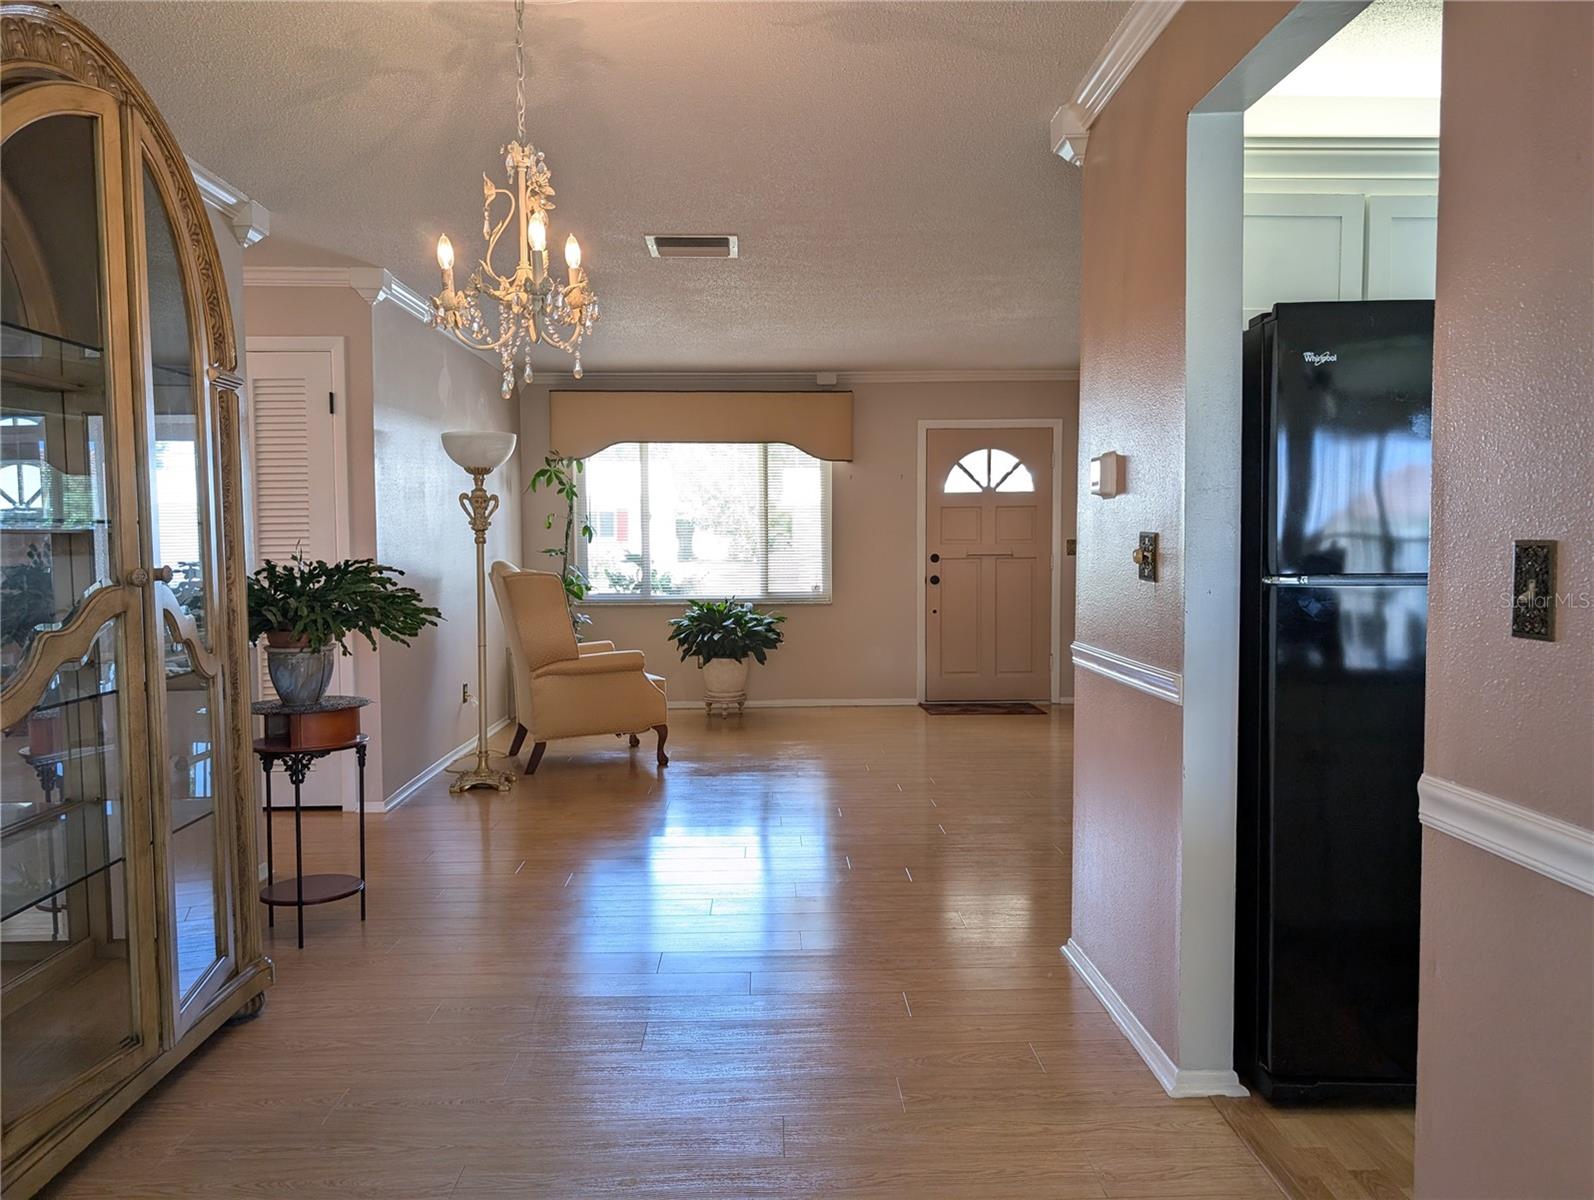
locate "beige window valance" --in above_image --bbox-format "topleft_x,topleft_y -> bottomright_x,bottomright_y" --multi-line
549,390 -> 854,462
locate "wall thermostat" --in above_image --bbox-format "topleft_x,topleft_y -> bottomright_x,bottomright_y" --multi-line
1090,451 -> 1123,498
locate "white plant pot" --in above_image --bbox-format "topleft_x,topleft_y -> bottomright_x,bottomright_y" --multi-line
701,657 -> 749,717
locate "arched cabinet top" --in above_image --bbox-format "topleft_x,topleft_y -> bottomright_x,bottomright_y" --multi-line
1,1 -> 237,378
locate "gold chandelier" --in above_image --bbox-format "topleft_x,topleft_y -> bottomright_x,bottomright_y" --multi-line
430,0 -> 599,394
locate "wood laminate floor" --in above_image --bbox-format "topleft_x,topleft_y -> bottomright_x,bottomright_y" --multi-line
43,707 -> 1413,1199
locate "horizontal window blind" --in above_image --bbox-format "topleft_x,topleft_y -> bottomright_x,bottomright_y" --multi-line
578,442 -> 830,603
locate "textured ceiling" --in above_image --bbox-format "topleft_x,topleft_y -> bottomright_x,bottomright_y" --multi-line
65,1 -> 1127,373
1266,0 -> 1442,99
1245,0 -> 1442,137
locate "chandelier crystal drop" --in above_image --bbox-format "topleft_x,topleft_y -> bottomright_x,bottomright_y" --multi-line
430,0 -> 599,396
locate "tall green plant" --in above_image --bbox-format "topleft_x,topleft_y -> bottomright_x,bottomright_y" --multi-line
528,452 -> 593,631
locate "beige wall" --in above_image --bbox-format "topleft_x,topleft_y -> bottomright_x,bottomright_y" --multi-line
243,285 -> 385,794
1070,1 -> 1291,1062
371,302 -> 519,793
1416,4 -> 1594,1196
243,285 -> 519,801
519,379 -> 1077,704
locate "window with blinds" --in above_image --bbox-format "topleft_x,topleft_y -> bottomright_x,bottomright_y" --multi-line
578,442 -> 831,603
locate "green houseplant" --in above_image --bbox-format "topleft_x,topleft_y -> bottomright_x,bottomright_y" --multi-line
528,452 -> 593,633
1,543 -> 57,669
247,555 -> 441,705
666,598 -> 786,717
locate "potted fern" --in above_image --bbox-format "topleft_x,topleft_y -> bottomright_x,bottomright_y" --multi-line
666,598 -> 785,716
248,555 -> 441,705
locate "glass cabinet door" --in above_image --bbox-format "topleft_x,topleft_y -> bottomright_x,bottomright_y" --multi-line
1,95 -> 159,1144
135,157 -> 235,1021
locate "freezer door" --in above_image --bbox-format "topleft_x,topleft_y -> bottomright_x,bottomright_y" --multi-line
1260,581 -> 1425,1085
1268,302 -> 1434,578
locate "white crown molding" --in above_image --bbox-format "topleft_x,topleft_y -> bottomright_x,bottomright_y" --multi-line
842,368 -> 1078,384
1051,1 -> 1183,166
347,267 -> 433,324
535,368 -> 1079,389
1071,640 -> 1182,705
243,266 -> 353,288
243,266 -> 432,323
1062,940 -> 1248,1098
1419,774 -> 1594,897
242,265 -> 427,317
1244,137 -> 1440,183
242,265 -> 498,362
188,156 -> 270,247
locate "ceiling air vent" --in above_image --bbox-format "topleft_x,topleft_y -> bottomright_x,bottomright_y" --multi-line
645,234 -> 739,259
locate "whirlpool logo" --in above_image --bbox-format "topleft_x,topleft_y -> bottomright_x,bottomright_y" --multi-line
1302,350 -> 1338,365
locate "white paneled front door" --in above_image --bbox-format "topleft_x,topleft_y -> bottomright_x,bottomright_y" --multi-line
924,427 -> 1053,702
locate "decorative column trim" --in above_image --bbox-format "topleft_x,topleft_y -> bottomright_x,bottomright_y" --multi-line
188,156 -> 270,246
242,266 -> 433,325
1050,1 -> 1183,166
1070,640 -> 1182,705
1418,774 -> 1594,896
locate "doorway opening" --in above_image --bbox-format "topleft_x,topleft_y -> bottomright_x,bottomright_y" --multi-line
1185,0 -> 1442,1188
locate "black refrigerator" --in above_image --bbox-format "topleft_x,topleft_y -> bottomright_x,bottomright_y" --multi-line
1235,300 -> 1433,1102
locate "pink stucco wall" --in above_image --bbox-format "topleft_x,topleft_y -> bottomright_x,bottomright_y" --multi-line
1417,4 -> 1594,1196
1070,1 -> 1291,1059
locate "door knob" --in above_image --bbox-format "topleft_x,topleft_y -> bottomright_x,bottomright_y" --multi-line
125,567 -> 150,587
929,574 -> 941,586
152,565 -> 175,583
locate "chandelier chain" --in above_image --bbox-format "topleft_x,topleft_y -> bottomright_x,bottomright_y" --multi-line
514,0 -> 526,142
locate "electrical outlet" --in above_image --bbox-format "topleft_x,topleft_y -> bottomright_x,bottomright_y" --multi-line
462,682 -> 472,704
1133,532 -> 1158,582
1511,540 -> 1556,640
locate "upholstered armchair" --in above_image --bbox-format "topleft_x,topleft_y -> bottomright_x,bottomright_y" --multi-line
489,562 -> 669,774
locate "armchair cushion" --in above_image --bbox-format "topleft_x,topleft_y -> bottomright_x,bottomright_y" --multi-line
534,650 -> 647,678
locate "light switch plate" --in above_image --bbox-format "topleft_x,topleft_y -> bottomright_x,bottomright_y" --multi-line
1511,539 -> 1556,640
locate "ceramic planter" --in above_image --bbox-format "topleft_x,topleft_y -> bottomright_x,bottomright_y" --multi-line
265,643 -> 335,707
701,657 -> 749,718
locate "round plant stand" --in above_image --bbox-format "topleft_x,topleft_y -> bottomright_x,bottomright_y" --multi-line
251,696 -> 371,949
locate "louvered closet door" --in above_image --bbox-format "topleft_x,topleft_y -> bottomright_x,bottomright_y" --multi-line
243,348 -> 352,808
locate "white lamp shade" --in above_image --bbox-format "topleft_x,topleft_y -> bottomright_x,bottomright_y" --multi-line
442,430 -> 517,473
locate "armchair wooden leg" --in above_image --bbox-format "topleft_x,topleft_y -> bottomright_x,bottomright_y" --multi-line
507,724 -> 527,757
628,733 -> 641,747
653,724 -> 669,767
524,741 -> 547,776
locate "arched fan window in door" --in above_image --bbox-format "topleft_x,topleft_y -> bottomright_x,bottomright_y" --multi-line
942,447 -> 1035,494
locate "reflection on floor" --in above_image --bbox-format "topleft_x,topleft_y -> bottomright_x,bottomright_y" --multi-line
43,707 -> 1412,1198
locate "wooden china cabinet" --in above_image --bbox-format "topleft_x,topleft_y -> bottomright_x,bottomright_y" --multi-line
0,6 -> 270,1194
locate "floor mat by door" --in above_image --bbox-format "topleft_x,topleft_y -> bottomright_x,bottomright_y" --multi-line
919,702 -> 1049,715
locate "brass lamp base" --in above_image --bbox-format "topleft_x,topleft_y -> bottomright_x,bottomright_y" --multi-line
447,764 -> 516,793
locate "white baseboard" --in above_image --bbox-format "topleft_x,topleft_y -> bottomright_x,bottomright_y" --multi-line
1062,938 -> 1247,1099
1419,772 -> 1594,896
666,698 -> 918,710
382,717 -> 511,812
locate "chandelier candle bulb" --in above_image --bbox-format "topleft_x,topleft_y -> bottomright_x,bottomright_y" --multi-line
436,235 -> 455,290
564,234 -> 581,271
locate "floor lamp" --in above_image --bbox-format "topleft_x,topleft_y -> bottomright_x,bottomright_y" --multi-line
442,430 -> 518,793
